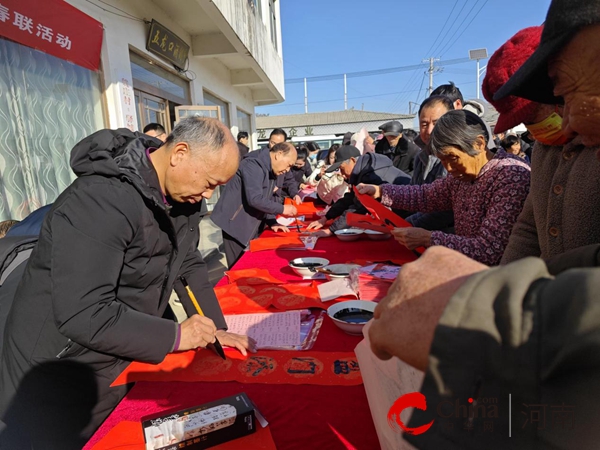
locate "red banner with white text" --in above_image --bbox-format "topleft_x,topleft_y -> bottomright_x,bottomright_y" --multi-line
0,0 -> 103,71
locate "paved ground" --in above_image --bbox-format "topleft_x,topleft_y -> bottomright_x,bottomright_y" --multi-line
199,215 -> 228,285
170,215 -> 227,322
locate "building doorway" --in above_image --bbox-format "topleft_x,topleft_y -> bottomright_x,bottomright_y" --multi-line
130,50 -> 190,133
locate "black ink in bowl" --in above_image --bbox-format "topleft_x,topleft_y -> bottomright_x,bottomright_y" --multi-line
291,262 -> 323,268
333,308 -> 374,324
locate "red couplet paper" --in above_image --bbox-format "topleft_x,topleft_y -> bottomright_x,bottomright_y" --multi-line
215,282 -> 325,314
224,268 -> 285,285
90,420 -> 277,450
353,186 -> 427,254
111,350 -> 362,387
352,186 -> 412,229
283,197 -> 320,216
249,235 -> 305,252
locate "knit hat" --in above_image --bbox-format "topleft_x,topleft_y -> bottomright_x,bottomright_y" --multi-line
482,26 -> 543,133
494,0 -> 600,104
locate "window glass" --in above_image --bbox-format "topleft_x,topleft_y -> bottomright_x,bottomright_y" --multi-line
0,38 -> 104,220
203,91 -> 230,128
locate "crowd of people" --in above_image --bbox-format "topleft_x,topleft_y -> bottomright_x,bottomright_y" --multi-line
0,0 -> 599,447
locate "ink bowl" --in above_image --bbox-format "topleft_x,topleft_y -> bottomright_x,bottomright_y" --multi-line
289,257 -> 330,279
320,263 -> 362,280
327,300 -> 376,335
334,228 -> 364,242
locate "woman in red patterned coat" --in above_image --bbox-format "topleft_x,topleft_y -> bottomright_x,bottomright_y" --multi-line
358,109 -> 530,265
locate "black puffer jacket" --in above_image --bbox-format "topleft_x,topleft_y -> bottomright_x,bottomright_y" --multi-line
375,136 -> 420,175
0,129 -> 226,445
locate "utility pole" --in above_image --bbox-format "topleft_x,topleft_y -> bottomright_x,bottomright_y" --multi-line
423,57 -> 441,96
476,62 -> 487,99
304,77 -> 308,114
343,73 -> 348,110
409,101 -> 419,115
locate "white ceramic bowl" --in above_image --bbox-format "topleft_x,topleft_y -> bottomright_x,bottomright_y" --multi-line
327,300 -> 376,335
364,229 -> 392,241
288,257 -> 330,278
334,228 -> 364,242
321,264 -> 362,280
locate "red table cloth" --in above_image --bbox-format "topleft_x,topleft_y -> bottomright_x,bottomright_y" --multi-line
85,226 -> 417,449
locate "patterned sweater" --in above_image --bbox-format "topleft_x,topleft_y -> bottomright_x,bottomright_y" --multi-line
381,149 -> 531,265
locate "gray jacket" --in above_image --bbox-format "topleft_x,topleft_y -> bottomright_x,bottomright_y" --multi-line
405,252 -> 600,449
501,138 -> 600,264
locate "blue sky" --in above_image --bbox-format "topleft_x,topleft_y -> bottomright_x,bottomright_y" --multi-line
256,0 -> 552,117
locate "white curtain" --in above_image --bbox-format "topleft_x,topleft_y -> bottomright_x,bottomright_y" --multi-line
0,38 -> 104,220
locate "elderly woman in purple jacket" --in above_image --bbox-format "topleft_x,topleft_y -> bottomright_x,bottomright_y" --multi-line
358,109 -> 530,265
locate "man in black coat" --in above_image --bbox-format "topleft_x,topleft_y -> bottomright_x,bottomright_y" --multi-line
307,145 -> 410,234
237,131 -> 250,157
374,120 -> 420,176
0,117 -> 255,449
211,142 -> 299,268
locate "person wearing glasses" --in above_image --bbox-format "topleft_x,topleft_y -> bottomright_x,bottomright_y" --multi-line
143,122 -> 167,143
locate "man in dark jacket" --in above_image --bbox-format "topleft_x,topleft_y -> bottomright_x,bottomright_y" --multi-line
0,117 -> 255,449
237,131 -> 250,157
374,121 -> 420,176
307,145 -> 410,234
406,95 -> 455,232
212,142 -> 298,268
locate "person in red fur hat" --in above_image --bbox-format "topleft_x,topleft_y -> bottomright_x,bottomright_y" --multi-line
482,26 -> 600,264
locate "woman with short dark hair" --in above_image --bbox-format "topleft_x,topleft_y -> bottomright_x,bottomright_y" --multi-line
501,135 -> 529,162
358,110 -> 531,265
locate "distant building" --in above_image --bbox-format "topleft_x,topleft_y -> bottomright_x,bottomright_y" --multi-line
257,110 -> 416,146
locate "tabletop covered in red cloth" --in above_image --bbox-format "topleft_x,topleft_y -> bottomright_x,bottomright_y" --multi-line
218,229 -> 418,286
86,225 -> 416,449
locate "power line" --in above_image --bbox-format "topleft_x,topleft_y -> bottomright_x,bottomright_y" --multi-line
430,0 -> 471,56
285,58 -> 470,84
84,0 -> 146,22
436,0 -> 483,57
424,0 -> 460,57
264,87 -> 429,108
439,0 -> 491,57
415,73 -> 428,105
385,68 -> 421,112
286,65 -> 424,84
388,1 -> 464,113
94,0 -> 143,20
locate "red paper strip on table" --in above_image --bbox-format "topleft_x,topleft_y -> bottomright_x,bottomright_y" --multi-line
91,420 -> 277,450
346,212 -> 391,234
249,235 -> 305,252
225,268 -> 285,285
111,350 -> 362,387
215,282 -> 326,314
283,198 -> 320,216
